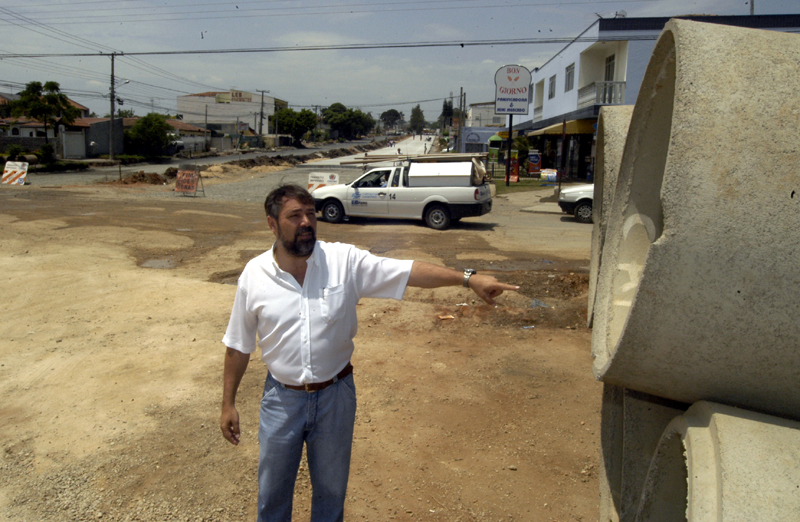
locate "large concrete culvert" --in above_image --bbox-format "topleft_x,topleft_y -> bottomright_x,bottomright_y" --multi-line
591,19 -> 800,419
588,105 -> 634,328
635,401 -> 800,522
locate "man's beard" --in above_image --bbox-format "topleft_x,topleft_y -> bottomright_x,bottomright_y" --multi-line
279,225 -> 316,257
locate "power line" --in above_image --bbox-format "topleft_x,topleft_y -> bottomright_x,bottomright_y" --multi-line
0,0 -> 662,25
0,34 -> 662,59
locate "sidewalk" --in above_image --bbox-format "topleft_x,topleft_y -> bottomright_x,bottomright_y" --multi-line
499,187 -> 563,215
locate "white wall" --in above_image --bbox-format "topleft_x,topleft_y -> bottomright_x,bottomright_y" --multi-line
177,93 -> 274,126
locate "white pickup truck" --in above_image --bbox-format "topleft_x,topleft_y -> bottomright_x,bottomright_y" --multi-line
312,161 -> 492,230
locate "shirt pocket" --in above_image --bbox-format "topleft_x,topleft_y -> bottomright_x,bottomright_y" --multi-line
321,284 -> 346,324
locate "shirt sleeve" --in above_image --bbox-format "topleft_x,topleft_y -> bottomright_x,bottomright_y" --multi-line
221,282 -> 258,354
350,247 -> 414,300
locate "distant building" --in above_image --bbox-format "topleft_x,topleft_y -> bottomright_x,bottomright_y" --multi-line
176,90 -> 287,135
466,102 -> 504,128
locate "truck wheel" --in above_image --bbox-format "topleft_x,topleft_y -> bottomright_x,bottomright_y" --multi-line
574,202 -> 593,223
425,204 -> 451,230
322,200 -> 345,223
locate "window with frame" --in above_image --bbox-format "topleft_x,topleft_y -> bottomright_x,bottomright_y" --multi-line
605,55 -> 616,82
548,75 -> 556,99
565,64 -> 575,92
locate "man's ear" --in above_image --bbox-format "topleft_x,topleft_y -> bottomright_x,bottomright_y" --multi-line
267,215 -> 279,237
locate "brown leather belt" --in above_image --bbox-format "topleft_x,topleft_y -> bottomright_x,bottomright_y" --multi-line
283,363 -> 353,392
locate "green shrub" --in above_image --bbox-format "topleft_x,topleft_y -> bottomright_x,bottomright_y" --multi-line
5,145 -> 25,161
35,143 -> 57,164
29,161 -> 90,173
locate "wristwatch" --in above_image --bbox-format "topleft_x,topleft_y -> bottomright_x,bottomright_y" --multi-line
463,269 -> 477,288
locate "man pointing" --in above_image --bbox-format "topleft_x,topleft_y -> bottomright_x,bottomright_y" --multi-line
220,184 -> 518,522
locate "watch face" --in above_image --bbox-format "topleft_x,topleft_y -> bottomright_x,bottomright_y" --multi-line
465,269 -> 477,275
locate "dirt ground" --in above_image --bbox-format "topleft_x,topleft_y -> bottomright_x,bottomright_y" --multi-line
0,169 -> 601,522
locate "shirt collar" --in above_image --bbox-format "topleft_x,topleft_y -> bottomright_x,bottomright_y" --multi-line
266,241 -> 322,273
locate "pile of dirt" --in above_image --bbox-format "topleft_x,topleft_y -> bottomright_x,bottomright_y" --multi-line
230,154 -> 304,169
101,171 -> 167,185
223,139 -> 391,169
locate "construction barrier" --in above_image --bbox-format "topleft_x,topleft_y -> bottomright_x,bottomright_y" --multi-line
1,162 -> 29,185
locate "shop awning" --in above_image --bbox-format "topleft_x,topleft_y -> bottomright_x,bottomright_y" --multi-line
527,119 -> 596,136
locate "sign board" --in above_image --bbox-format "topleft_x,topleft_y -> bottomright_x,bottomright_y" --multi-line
1,162 -> 29,185
308,172 -> 339,193
528,151 -> 542,176
175,166 -> 203,195
495,65 -> 532,115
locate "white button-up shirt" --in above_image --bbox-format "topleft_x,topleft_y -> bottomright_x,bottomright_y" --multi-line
222,241 -> 413,386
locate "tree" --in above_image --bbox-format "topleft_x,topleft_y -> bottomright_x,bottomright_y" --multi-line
125,113 -> 172,158
323,103 -> 375,139
271,107 -> 318,146
322,102 -> 347,124
409,105 -> 425,134
11,81 -> 80,144
380,109 -> 402,129
104,108 -> 136,118
439,99 -> 453,127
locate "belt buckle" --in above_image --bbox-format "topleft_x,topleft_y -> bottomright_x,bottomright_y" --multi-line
305,383 -> 312,392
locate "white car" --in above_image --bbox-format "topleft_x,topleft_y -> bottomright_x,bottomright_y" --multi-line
557,183 -> 594,223
313,162 -> 492,230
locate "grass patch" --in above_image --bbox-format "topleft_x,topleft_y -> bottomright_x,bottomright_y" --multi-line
492,177 -> 555,196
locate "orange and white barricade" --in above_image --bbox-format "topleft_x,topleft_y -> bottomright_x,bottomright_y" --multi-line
308,172 -> 339,193
2,162 -> 29,185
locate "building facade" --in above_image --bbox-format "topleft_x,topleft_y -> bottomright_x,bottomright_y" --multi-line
176,90 -> 286,135
520,14 -> 800,178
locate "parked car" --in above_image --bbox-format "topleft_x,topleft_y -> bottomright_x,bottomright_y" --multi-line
557,183 -> 594,223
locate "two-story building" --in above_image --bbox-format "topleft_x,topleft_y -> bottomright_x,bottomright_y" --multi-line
522,14 -> 800,179
176,90 -> 288,144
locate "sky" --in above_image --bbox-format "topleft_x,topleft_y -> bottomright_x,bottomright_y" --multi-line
1,0 -> 797,125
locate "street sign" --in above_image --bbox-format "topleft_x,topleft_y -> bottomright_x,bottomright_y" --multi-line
495,65 -> 532,115
175,165 -> 204,196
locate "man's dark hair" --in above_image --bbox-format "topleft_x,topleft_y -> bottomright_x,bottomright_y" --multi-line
264,184 -> 315,220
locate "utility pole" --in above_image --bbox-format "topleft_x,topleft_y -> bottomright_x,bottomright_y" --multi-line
109,53 -> 116,161
257,89 -> 269,147
274,102 -> 280,147
750,0 -> 754,15
204,105 -> 208,151
457,87 -> 464,153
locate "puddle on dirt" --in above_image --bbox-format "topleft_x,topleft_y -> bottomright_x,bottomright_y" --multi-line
141,259 -> 176,269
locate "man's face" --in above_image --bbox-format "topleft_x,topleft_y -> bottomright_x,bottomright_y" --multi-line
269,197 -> 317,257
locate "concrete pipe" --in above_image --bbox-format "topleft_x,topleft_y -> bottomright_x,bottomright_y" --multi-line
588,105 -> 634,327
599,387 -> 686,522
591,19 -> 800,418
635,401 -> 800,522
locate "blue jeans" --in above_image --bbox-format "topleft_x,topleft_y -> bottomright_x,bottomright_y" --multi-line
257,372 -> 357,522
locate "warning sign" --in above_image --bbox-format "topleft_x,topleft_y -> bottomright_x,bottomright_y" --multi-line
175,166 -> 202,196
308,172 -> 339,192
2,162 -> 29,185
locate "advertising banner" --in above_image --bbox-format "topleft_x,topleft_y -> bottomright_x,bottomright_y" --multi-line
308,172 -> 339,192
495,65 -> 532,115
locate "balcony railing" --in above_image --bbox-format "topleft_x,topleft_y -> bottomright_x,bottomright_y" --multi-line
533,106 -> 543,122
577,81 -> 626,108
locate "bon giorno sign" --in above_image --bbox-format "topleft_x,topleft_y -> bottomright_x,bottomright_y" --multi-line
495,64 -> 531,115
